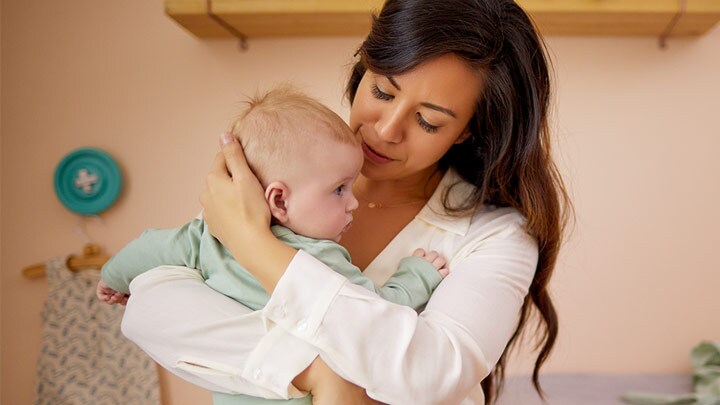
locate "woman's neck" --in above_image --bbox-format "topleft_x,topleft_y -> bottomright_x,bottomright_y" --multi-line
354,165 -> 444,205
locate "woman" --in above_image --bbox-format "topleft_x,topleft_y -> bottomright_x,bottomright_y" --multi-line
122,0 -> 570,403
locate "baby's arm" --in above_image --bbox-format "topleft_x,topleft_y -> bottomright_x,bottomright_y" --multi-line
306,242 -> 446,310
99,218 -> 206,299
375,248 -> 448,309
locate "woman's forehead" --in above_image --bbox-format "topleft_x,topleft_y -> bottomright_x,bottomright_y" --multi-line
382,54 -> 483,115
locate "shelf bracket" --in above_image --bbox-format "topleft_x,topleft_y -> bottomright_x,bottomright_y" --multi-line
659,0 -> 687,49
206,0 -> 249,51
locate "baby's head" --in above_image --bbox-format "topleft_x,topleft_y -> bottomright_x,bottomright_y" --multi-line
230,85 -> 363,242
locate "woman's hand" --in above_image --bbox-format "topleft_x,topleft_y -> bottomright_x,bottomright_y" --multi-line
200,133 -> 270,248
201,133 -> 296,293
294,357 -> 385,405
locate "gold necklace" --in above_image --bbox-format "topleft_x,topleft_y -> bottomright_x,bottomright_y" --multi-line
355,192 -> 429,209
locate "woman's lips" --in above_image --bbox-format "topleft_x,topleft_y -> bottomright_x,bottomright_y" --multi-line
362,141 -> 394,164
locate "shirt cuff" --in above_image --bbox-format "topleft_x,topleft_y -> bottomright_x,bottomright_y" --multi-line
243,326 -> 319,398
262,249 -> 348,342
246,250 -> 347,397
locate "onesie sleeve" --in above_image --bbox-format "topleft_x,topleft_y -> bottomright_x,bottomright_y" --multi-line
101,219 -> 205,293
306,242 -> 442,310
253,216 -> 538,404
378,256 -> 442,310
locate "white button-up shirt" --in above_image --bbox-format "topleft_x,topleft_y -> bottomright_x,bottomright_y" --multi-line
122,169 -> 538,404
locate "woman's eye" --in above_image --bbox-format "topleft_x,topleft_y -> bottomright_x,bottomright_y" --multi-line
416,113 -> 439,134
371,85 -> 393,101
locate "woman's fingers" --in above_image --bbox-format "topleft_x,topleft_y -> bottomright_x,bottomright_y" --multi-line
209,149 -> 231,179
201,133 -> 272,247
219,133 -> 252,180
200,151 -> 229,209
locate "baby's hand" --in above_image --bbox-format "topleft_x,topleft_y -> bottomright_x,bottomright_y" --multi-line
96,280 -> 129,305
412,248 -> 449,278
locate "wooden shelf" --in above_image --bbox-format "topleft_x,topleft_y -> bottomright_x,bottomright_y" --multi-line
165,0 -> 720,38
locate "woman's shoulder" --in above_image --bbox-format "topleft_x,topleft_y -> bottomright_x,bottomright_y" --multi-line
422,169 -> 529,238
467,204 -> 530,241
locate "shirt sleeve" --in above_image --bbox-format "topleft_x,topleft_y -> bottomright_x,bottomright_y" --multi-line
101,219 -> 205,293
257,222 -> 538,404
121,265 -> 318,400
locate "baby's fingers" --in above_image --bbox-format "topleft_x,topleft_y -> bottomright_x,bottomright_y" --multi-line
420,250 -> 447,272
432,255 -> 447,270
108,292 -> 127,305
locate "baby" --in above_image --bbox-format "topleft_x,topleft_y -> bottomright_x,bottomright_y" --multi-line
97,85 -> 447,404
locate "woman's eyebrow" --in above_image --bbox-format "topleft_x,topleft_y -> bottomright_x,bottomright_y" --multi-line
386,75 -> 457,118
421,102 -> 457,118
386,75 -> 401,90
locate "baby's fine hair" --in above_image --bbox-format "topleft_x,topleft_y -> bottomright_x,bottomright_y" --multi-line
230,85 -> 357,186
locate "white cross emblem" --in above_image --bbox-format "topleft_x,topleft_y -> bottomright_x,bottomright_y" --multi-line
74,169 -> 99,194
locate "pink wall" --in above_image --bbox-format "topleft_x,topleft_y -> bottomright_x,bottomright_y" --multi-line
2,0 -> 719,404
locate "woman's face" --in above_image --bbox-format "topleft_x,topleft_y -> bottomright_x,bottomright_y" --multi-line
349,53 -> 482,182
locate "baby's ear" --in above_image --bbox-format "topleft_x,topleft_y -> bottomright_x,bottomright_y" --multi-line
265,181 -> 290,224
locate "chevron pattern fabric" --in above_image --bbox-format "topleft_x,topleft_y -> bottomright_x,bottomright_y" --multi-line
34,258 -> 161,405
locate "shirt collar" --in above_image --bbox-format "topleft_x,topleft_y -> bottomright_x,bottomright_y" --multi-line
416,169 -> 476,237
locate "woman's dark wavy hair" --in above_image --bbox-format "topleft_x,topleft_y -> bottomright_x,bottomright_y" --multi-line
346,0 -> 571,403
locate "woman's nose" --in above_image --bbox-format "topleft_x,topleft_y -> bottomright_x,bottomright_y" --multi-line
375,107 -> 404,143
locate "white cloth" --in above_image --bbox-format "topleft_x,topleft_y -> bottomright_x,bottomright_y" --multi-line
35,258 -> 160,405
122,169 -> 538,404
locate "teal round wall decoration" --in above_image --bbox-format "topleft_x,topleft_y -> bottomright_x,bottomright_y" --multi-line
54,148 -> 122,215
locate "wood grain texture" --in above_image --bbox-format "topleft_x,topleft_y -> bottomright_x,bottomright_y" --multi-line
164,0 -> 720,38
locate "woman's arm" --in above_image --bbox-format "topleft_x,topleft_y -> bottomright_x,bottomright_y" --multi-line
252,222 -> 537,404
121,265 -> 319,399
122,265 -> 381,403
202,135 -> 537,403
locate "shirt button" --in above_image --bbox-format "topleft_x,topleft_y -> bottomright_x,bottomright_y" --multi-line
253,368 -> 263,380
272,305 -> 286,318
296,318 -> 308,332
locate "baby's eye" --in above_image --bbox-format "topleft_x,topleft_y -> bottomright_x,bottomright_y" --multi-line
334,185 -> 345,195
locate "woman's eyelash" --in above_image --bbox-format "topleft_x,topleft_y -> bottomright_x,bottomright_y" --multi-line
371,85 -> 393,101
416,113 -> 439,134
371,84 -> 438,133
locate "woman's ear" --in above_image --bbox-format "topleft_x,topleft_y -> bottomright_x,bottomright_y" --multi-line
265,181 -> 290,224
455,128 -> 473,145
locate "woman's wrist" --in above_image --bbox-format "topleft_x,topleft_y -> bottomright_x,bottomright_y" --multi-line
292,357 -> 382,404
229,229 -> 296,293
291,356 -> 320,393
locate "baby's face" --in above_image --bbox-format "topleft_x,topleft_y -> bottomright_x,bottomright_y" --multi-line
282,139 -> 363,242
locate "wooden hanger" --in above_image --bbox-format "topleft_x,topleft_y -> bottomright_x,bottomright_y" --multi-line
22,243 -> 110,279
